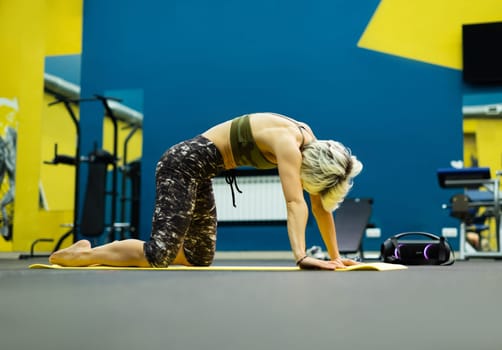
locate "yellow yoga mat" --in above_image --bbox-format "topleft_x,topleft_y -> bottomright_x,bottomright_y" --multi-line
29,262 -> 407,271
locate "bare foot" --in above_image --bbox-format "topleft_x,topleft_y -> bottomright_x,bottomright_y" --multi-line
466,232 -> 480,249
49,240 -> 92,266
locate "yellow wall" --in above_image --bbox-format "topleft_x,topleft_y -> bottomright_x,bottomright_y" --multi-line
0,0 -> 83,253
46,0 -> 82,55
474,120 -> 502,175
0,1 -> 46,252
103,119 -> 143,166
463,119 -> 477,167
359,0 -> 502,69
40,95 -> 79,211
463,118 -> 502,176
0,0 -> 142,253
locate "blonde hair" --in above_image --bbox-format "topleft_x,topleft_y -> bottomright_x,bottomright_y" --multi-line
300,140 -> 363,211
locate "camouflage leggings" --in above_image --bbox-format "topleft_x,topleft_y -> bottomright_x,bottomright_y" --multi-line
143,135 -> 225,267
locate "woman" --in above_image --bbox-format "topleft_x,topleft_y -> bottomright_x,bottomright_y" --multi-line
49,112 -> 363,270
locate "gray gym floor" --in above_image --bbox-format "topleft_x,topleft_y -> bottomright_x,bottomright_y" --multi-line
1,257 -> 501,350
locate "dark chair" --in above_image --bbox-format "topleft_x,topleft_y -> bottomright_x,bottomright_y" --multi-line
335,198 -> 373,256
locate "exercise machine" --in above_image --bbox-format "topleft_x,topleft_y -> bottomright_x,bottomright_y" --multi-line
20,90 -> 142,258
437,167 -> 502,259
120,126 -> 141,239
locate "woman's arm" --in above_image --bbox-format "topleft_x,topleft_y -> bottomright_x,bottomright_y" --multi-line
274,135 -> 339,270
310,194 -> 340,260
310,194 -> 360,268
275,141 -> 309,261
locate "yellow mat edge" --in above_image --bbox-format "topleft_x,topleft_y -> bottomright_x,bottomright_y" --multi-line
28,264 -> 300,271
28,262 -> 407,271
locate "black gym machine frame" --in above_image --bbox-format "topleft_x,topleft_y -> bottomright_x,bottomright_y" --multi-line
20,95 -> 141,259
438,167 -> 502,260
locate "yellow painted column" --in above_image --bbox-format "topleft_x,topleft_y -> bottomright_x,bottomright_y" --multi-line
0,0 -> 83,253
0,1 -> 46,251
475,119 -> 502,175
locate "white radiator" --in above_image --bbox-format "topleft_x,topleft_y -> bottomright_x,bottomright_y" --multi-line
212,175 -> 287,222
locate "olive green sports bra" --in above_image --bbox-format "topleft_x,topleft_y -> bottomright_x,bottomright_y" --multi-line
229,114 -> 309,169
226,114 -> 308,207
229,114 -> 277,169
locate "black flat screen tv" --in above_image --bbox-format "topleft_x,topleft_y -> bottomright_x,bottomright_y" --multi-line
462,21 -> 502,85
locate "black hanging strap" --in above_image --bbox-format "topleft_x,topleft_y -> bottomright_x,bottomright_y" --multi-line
225,171 -> 242,208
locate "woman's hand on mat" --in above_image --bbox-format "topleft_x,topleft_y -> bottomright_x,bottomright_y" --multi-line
297,256 -> 361,270
331,257 -> 361,270
297,256 -> 338,270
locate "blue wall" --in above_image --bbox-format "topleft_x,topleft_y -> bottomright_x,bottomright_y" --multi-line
80,0 -> 463,251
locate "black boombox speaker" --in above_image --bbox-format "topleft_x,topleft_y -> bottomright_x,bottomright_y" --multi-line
381,232 -> 455,266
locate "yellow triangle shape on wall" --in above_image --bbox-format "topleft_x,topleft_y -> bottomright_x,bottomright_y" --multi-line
358,0 -> 502,70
